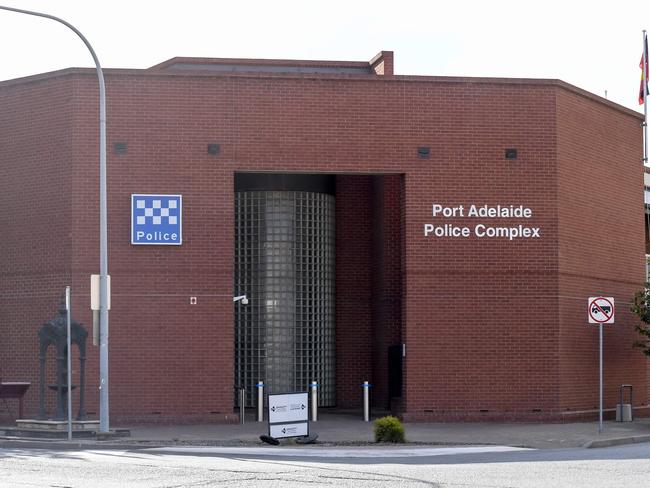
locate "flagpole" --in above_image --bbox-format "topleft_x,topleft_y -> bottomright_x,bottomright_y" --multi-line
641,29 -> 648,166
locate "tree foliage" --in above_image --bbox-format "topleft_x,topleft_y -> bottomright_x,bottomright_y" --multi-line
631,286 -> 650,356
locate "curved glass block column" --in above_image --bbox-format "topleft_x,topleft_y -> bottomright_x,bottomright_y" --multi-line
235,185 -> 335,407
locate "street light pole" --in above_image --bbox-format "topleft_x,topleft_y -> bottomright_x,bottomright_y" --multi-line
0,5 -> 110,432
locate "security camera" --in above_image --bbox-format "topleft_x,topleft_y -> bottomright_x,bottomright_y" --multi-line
241,297 -> 249,305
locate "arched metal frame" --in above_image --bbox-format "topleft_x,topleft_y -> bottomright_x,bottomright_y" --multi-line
38,299 -> 88,420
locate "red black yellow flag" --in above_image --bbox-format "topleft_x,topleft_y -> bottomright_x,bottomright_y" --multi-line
640,34 -> 649,105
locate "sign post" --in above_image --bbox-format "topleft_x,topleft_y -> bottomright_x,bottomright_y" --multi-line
588,296 -> 615,434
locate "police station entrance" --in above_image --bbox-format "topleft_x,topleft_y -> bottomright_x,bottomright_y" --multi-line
233,173 -> 404,414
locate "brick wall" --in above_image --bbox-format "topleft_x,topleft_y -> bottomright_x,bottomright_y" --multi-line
69,73 -> 237,422
556,89 -> 648,418
0,76 -> 74,422
371,175 -> 404,410
335,175 -> 374,408
400,82 -> 564,421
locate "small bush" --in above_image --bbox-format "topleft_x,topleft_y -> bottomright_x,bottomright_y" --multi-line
374,415 -> 405,443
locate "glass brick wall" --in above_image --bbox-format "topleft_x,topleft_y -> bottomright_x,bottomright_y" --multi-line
235,190 -> 335,407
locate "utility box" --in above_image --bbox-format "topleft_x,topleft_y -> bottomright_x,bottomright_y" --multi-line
616,384 -> 633,422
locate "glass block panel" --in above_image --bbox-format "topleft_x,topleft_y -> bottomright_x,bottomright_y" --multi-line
235,190 -> 335,407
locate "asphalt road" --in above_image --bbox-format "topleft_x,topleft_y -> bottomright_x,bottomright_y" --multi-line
1,443 -> 649,487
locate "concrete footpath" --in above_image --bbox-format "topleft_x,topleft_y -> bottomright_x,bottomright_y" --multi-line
3,412 -> 650,450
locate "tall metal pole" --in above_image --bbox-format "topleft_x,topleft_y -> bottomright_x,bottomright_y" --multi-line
0,5 -> 110,432
599,324 -> 603,434
641,30 -> 649,165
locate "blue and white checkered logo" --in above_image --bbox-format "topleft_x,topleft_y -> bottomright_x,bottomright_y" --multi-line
131,194 -> 182,245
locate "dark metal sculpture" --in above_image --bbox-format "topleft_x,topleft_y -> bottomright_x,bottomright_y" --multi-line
37,296 -> 87,420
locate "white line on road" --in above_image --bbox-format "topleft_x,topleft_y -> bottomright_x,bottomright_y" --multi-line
143,445 -> 533,458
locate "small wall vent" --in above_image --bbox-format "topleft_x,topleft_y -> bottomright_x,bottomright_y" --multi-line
113,142 -> 128,155
417,147 -> 430,159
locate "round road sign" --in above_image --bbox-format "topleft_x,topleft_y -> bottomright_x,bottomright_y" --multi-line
588,297 -> 615,324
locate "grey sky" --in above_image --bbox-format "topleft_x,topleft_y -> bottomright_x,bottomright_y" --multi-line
0,0 -> 647,111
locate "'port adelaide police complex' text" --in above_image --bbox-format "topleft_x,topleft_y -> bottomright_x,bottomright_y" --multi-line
424,204 -> 541,241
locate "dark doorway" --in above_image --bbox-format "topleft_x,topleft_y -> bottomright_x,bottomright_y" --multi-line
335,174 -> 404,412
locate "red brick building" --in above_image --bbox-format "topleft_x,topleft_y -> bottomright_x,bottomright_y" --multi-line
0,51 -> 647,424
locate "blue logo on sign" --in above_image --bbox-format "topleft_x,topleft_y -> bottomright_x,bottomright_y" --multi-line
131,194 -> 182,245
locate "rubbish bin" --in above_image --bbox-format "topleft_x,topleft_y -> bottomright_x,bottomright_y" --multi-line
615,384 -> 633,422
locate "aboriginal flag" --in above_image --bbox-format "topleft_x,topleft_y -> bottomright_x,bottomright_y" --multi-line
640,33 -> 649,105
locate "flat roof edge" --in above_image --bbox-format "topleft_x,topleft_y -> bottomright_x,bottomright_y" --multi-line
0,67 -> 641,120
149,56 -> 373,71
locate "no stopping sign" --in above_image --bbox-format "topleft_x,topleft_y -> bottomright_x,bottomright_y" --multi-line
588,297 -> 615,324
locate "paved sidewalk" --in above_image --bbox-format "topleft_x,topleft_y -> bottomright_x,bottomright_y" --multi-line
3,413 -> 650,449
122,413 -> 650,449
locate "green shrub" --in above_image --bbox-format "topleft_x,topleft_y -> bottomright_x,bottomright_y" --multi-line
374,415 -> 405,443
